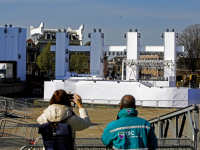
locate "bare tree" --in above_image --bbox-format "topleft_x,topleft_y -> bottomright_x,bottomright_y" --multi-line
177,24 -> 200,72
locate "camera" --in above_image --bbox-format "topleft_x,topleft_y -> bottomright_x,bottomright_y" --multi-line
68,94 -> 75,107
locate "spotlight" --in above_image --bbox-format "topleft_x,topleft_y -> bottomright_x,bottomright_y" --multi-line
129,28 -> 132,32
5,24 -> 7,28
176,33 -> 178,38
172,28 -> 175,32
161,33 -> 164,38
9,24 -> 12,28
124,33 -> 126,38
66,49 -> 68,54
135,28 -> 138,32
166,28 -> 169,32
4,28 -> 7,34
58,28 -> 61,32
94,28 -> 96,32
101,33 -> 104,38
138,33 -> 141,38
88,33 -> 91,38
99,28 -> 101,32
19,28 -> 22,33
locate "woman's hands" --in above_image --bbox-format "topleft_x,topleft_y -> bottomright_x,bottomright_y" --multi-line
73,93 -> 83,108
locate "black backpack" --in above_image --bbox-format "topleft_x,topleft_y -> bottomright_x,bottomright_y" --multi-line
38,112 -> 75,150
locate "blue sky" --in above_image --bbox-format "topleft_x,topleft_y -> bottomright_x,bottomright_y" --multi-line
0,0 -> 200,46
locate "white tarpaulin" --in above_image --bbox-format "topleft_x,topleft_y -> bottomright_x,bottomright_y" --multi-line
44,80 -> 200,108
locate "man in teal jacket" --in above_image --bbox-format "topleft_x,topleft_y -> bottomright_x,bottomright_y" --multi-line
102,95 -> 158,150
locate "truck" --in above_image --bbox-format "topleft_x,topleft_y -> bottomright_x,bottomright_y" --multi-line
0,63 -> 13,79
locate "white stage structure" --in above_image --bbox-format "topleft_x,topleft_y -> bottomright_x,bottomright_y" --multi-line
44,28 -> 200,107
0,25 -> 26,81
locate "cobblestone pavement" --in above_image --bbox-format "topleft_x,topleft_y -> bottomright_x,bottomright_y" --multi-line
0,107 -> 176,150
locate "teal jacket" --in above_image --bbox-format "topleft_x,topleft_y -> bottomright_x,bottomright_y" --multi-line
102,108 -> 158,150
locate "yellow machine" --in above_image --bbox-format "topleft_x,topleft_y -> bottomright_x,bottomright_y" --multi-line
176,74 -> 200,88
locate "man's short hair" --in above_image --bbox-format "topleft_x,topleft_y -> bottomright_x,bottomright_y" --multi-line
121,95 -> 136,109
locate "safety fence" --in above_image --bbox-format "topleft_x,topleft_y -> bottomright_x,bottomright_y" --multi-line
0,96 -> 33,118
0,119 -> 36,140
36,98 -> 200,109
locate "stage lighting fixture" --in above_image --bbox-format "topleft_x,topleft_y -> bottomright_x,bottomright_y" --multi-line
172,28 -> 175,32
66,49 -> 68,54
138,33 -> 141,38
19,28 -> 22,33
88,33 -> 91,38
4,28 -> 7,33
5,24 -> 7,27
101,33 -> 104,38
166,28 -> 169,32
58,28 -> 61,32
99,28 -> 101,32
9,24 -> 12,27
161,33 -> 164,38
94,28 -> 96,32
135,28 -> 138,32
124,33 -> 126,38
129,28 -> 132,32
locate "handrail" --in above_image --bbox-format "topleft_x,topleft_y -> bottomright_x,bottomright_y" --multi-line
149,104 -> 198,123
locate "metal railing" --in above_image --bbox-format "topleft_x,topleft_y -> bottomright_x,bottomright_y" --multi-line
0,96 -> 33,118
0,119 -> 36,140
39,99 -> 199,109
149,104 -> 200,149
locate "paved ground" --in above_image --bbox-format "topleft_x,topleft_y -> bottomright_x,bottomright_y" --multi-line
0,106 -> 180,150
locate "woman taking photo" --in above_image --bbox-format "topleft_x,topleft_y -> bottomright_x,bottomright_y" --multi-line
37,89 -> 91,149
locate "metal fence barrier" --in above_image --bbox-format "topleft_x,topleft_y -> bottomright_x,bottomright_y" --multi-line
0,119 -> 36,140
0,96 -> 33,118
39,99 -> 200,109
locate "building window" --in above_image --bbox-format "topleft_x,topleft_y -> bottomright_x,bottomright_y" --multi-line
30,53 -> 36,63
46,33 -> 51,39
27,42 -> 32,47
